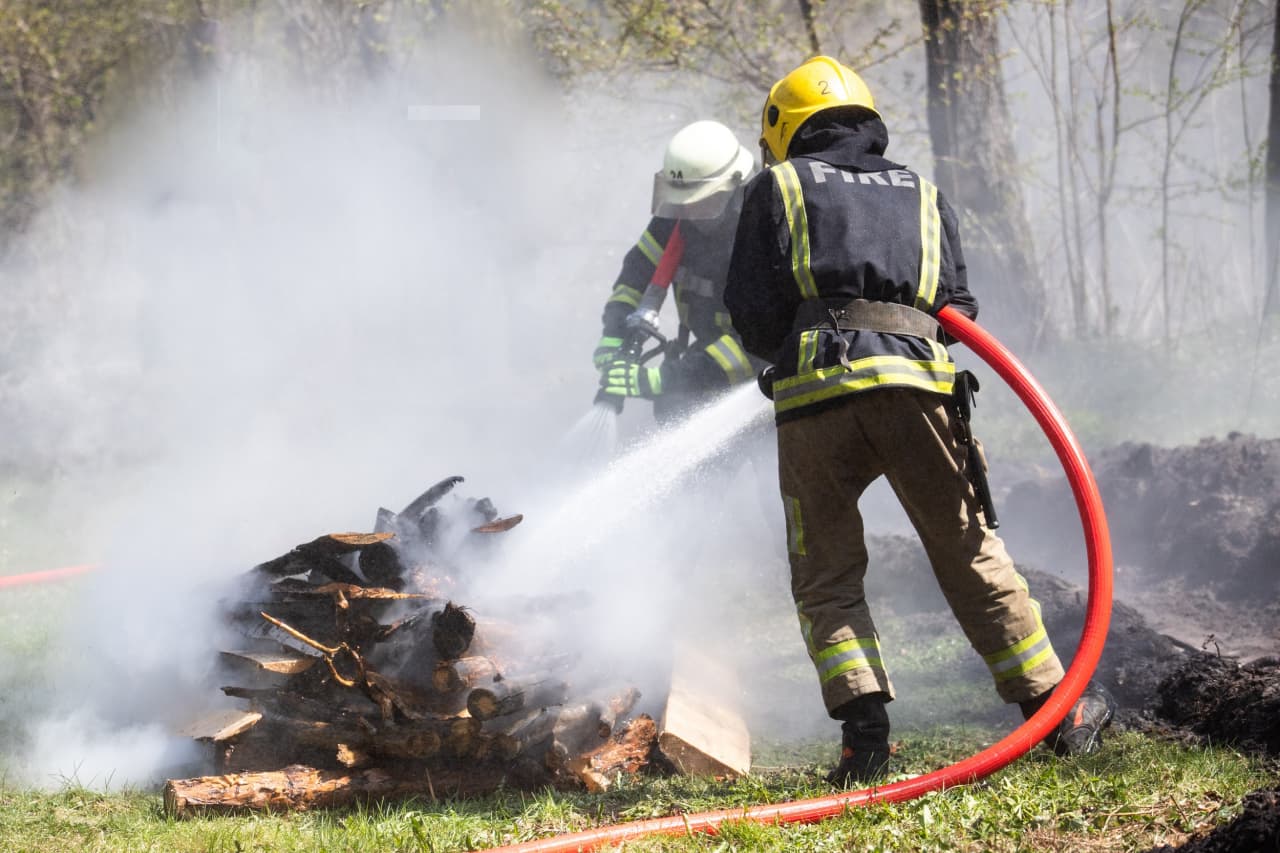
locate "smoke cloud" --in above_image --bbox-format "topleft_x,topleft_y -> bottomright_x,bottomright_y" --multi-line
0,17 -> 823,789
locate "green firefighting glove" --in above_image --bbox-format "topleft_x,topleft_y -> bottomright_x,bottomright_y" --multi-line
599,358 -> 666,399
593,335 -> 625,370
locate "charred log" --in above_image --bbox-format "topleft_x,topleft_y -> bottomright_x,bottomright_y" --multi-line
358,540 -> 406,589
401,476 -> 465,520
432,602 -> 476,659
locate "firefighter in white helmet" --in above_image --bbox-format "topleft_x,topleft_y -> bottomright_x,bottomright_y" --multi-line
595,120 -> 768,421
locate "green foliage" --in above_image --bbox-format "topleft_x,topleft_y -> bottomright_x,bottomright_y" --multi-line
0,0 -> 188,232
523,0 -> 907,86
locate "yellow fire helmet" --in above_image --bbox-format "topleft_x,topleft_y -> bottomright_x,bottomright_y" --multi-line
651,120 -> 755,220
759,55 -> 878,164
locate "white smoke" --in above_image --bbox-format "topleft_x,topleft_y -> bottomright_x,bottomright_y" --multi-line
0,17 -> 812,788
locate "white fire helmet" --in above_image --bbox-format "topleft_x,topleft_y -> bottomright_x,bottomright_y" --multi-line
651,120 -> 756,220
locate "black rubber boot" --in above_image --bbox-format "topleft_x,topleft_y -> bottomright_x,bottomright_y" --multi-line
826,693 -> 892,786
1020,680 -> 1117,756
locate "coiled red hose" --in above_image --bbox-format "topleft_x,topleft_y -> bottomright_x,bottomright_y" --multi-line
483,306 -> 1114,853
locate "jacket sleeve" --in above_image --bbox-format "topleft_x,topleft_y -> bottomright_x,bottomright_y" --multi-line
600,217 -> 677,335
666,332 -> 768,391
936,191 -> 977,321
724,172 -> 796,363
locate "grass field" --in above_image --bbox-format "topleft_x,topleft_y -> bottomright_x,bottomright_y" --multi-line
0,730 -> 1272,852
2,550 -> 1275,852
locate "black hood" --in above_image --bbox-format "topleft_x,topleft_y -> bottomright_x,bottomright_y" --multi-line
787,107 -> 904,173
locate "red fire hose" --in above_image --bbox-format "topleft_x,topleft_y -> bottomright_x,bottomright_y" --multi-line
0,564 -> 96,589
483,305 -> 1114,853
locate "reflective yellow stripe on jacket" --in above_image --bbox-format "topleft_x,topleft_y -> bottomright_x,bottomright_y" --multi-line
606,283 -> 642,310
915,177 -> 941,311
772,162 -> 819,300
773,355 -> 956,413
703,333 -> 755,384
636,229 -> 663,266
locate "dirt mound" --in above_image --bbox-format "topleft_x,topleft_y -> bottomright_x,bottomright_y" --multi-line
866,535 -> 1191,711
1146,787 -> 1280,853
1025,569 -> 1193,710
1152,653 -> 1280,755
1004,433 -> 1280,602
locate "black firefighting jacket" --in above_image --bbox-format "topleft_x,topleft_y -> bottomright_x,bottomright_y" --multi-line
600,212 -> 765,393
724,114 -> 978,424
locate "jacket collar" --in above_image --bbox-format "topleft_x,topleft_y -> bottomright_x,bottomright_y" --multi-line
786,115 -> 904,173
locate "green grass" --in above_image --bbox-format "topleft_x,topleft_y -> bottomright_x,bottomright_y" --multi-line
0,732 -> 1273,852
3,522 -> 1275,851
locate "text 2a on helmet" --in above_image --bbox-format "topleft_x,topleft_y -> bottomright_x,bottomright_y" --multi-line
652,119 -> 756,220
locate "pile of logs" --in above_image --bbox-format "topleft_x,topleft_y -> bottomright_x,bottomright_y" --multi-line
165,477 -> 658,817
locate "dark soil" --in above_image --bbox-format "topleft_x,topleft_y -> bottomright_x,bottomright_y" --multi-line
1146,788 -> 1280,853
866,542 -> 1280,756
997,433 -> 1280,663
866,535 -> 1193,713
1152,653 -> 1280,756
1003,433 -> 1280,604
1024,568 -> 1194,712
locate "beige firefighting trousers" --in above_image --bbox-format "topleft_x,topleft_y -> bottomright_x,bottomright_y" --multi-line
776,387 -> 1065,714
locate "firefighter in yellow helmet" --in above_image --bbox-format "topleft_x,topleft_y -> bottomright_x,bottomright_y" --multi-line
725,57 -> 1115,786
595,120 -> 768,422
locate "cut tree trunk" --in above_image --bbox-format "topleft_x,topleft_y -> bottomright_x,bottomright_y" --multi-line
163,763 -> 509,817
467,677 -> 570,721
546,702 -> 610,772
239,714 -> 456,761
568,715 -> 659,793
433,656 -> 499,692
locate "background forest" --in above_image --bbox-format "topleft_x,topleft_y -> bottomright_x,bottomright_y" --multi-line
1,5 -> 1279,848
2,0 -> 1278,472
1,0 -> 1278,571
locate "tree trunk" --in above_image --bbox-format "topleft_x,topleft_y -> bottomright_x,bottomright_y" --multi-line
164,763 -> 509,817
798,0 -> 822,54
1265,0 -> 1280,315
918,0 -> 1049,350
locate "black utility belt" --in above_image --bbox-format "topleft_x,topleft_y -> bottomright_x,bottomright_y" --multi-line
792,298 -> 940,340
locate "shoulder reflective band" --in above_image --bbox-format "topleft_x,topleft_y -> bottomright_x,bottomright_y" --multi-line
637,229 -> 663,266
915,177 -> 940,311
772,162 -> 820,300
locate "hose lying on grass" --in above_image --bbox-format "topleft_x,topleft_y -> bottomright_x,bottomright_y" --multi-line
480,306 -> 1115,853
